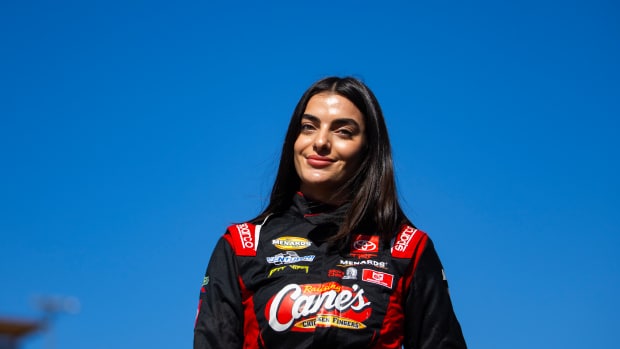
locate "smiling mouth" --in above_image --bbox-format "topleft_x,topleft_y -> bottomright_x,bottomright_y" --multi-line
306,155 -> 334,168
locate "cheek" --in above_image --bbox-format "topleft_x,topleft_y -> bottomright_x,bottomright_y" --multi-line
336,143 -> 365,162
293,137 -> 305,173
338,144 -> 366,176
293,138 -> 302,154
293,134 -> 309,154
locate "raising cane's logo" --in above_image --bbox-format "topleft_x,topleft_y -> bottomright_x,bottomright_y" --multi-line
266,282 -> 372,332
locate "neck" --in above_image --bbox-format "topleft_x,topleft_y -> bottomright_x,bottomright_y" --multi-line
298,185 -> 348,206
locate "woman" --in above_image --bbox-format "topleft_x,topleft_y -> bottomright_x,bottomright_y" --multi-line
194,77 -> 467,349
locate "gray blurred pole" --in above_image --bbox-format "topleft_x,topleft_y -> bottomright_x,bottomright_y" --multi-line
34,296 -> 80,349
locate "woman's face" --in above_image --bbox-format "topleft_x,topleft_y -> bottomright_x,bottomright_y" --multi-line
293,93 -> 366,203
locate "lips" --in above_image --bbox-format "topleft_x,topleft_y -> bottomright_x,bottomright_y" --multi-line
306,155 -> 335,168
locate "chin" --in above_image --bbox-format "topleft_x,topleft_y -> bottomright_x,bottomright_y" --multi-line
300,180 -> 343,194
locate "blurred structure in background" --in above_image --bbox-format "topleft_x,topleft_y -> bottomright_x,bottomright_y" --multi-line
0,295 -> 80,349
0,317 -> 41,349
35,296 -> 81,349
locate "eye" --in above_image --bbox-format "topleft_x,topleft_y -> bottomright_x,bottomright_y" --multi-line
335,128 -> 355,138
300,123 -> 316,133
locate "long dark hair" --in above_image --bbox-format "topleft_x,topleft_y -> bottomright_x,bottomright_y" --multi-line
252,76 -> 411,243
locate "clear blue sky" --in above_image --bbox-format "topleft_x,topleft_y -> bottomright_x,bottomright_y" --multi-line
1,1 -> 618,348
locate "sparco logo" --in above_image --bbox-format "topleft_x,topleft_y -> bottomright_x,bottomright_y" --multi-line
394,226 -> 417,252
266,282 -> 372,332
235,223 -> 254,249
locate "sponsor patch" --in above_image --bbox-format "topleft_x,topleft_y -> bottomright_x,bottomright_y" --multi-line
202,276 -> 210,286
294,314 -> 366,330
351,253 -> 378,260
343,267 -> 358,280
268,265 -> 310,278
235,223 -> 255,249
351,235 -> 379,254
338,259 -> 388,269
361,269 -> 394,289
266,251 -> 315,265
391,226 -> 421,258
272,236 -> 313,250
225,223 -> 258,256
328,269 -> 344,278
266,282 -> 372,332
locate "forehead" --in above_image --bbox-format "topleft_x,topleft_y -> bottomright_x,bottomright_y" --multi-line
303,93 -> 364,125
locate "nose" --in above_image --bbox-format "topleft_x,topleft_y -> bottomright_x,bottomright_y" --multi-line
313,127 -> 331,154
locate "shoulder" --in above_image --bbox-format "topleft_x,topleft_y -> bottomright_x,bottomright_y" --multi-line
222,215 -> 280,256
386,226 -> 439,293
222,222 -> 260,257
391,225 -> 429,259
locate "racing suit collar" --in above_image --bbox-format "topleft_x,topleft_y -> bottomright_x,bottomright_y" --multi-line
292,192 -> 350,227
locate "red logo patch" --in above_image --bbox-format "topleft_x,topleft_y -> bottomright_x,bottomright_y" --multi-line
225,223 -> 258,256
235,223 -> 255,249
328,269 -> 344,278
361,269 -> 394,289
351,235 -> 379,254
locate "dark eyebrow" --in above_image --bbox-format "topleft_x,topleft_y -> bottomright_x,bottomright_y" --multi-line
301,114 -> 320,123
301,114 -> 362,129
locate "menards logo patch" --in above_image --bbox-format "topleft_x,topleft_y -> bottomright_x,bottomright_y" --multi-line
272,236 -> 312,250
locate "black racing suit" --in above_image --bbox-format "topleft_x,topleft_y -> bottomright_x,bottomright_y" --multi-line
194,194 -> 466,349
